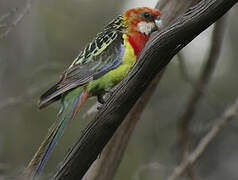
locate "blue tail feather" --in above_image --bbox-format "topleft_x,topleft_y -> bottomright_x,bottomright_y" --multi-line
33,90 -> 85,179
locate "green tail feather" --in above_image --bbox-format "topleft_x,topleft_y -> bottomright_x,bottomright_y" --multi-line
25,87 -> 87,179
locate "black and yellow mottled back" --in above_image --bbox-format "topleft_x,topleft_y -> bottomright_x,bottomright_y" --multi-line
71,15 -> 126,65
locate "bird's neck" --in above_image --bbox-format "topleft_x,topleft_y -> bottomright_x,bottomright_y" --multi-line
127,32 -> 150,58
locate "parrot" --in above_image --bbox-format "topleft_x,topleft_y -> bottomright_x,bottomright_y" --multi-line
30,7 -> 162,178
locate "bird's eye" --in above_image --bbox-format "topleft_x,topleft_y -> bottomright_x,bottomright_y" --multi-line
142,12 -> 153,20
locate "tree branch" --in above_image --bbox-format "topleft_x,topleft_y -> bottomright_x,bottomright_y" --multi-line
81,0 -> 203,179
0,0 -> 34,39
0,9 -> 17,23
178,13 -> 227,161
50,0 -> 237,179
83,70 -> 165,180
167,97 -> 238,180
0,77 -> 57,112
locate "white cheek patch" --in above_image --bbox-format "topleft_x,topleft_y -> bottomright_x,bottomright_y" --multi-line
137,22 -> 155,35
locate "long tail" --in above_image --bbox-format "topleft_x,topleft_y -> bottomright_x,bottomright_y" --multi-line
24,86 -> 89,179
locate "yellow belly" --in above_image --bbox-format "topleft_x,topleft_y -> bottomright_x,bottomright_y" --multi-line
88,34 -> 137,95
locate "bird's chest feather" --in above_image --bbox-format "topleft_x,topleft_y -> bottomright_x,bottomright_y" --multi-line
88,34 -> 138,95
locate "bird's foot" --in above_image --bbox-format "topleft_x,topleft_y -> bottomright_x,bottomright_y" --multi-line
97,95 -> 105,104
97,95 -> 105,110
97,104 -> 103,110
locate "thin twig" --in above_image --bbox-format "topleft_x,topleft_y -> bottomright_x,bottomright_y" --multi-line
168,97 -> 238,180
0,80 -> 55,112
0,9 -> 17,23
0,24 -> 8,28
0,0 -> 34,39
0,62 -> 59,111
133,162 -> 166,180
178,15 -> 227,178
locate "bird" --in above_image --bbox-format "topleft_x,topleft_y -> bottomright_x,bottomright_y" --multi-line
30,7 -> 162,178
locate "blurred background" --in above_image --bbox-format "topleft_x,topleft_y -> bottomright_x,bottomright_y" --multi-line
0,0 -> 238,179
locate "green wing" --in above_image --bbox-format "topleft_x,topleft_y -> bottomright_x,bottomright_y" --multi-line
39,16 -> 127,108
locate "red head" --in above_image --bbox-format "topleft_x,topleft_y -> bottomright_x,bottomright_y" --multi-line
123,7 -> 162,57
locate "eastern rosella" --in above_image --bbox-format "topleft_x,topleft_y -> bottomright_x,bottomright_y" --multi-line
32,7 -> 162,178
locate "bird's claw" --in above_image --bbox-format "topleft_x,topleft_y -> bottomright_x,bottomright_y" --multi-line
97,95 -> 105,104
97,104 -> 103,110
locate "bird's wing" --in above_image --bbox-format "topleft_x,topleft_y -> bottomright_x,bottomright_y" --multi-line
39,28 -> 125,108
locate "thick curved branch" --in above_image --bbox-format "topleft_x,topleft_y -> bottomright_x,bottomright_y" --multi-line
52,0 -> 238,179
82,70 -> 165,180
82,0 -> 202,179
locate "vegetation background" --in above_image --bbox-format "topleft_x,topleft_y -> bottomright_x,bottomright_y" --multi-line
0,0 -> 238,179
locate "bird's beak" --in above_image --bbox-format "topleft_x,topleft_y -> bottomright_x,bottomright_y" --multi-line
154,16 -> 163,30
